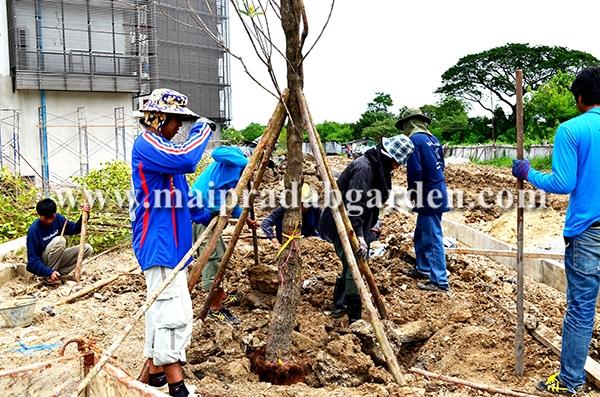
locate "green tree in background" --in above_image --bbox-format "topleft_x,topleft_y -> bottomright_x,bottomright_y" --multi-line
420,97 -> 469,143
315,121 -> 353,142
525,72 -> 579,142
220,126 -> 245,144
239,122 -> 265,142
437,43 -> 598,117
352,92 -> 396,139
362,118 -> 397,140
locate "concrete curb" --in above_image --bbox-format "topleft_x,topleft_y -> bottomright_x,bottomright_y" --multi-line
0,237 -> 27,288
391,205 -> 567,294
441,217 -> 566,293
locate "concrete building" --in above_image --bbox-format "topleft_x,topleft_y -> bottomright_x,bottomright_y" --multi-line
0,0 -> 230,188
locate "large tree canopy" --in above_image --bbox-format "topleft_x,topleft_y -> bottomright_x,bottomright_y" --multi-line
436,43 -> 598,116
352,92 -> 395,139
525,71 -> 579,142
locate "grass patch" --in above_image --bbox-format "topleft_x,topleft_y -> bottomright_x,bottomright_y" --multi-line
474,155 -> 552,170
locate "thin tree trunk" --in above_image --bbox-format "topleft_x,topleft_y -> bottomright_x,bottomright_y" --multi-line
264,0 -> 305,363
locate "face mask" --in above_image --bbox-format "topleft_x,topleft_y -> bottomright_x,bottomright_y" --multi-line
402,119 -> 431,136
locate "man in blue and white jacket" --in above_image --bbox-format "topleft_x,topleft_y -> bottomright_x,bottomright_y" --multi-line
130,88 -> 212,397
513,67 -> 600,396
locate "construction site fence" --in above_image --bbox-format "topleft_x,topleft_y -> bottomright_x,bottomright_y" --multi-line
444,144 -> 553,161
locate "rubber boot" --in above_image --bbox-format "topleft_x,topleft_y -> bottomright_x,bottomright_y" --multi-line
331,277 -> 347,318
346,295 -> 362,324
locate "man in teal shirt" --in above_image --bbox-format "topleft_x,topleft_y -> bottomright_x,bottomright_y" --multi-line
513,66 -> 600,395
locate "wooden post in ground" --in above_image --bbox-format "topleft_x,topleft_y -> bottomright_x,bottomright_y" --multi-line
71,216 -> 218,396
250,203 -> 260,266
198,104 -> 285,319
249,182 -> 260,267
298,89 -> 404,385
515,68 -> 525,377
187,92 -> 289,292
74,193 -> 89,282
297,92 -> 388,319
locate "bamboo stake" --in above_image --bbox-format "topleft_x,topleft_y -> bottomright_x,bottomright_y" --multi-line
56,264 -> 139,305
198,114 -> 284,319
74,194 -> 89,282
410,368 -> 543,397
300,93 -> 388,320
70,217 -> 218,396
60,217 -> 68,237
515,69 -> 525,377
446,247 -> 563,261
187,90 -> 289,292
299,89 -> 404,385
250,201 -> 260,267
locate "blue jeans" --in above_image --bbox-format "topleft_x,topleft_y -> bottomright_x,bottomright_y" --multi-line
559,226 -> 600,389
414,213 -> 448,289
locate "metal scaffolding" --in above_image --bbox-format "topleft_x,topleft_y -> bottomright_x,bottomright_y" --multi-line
77,107 -> 90,176
33,105 -> 136,187
0,109 -> 21,175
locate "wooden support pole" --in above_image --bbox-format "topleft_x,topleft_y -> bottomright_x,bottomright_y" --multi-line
515,68 -> 525,377
198,104 -> 285,319
300,96 -> 388,319
250,201 -> 260,267
187,90 -> 289,292
446,247 -> 563,261
298,89 -> 404,385
410,368 -> 542,397
74,193 -> 89,283
56,264 -> 139,305
71,216 -> 218,396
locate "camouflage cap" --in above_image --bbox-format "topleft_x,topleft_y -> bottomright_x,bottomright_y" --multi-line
395,108 -> 431,130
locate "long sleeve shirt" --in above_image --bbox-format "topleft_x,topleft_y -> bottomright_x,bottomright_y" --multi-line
406,132 -> 449,214
26,214 -> 82,277
261,206 -> 321,243
189,146 -> 248,225
528,107 -> 600,238
130,121 -> 213,271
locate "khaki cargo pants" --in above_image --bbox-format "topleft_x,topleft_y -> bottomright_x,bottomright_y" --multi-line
192,222 -> 226,291
42,236 -> 94,275
143,266 -> 193,366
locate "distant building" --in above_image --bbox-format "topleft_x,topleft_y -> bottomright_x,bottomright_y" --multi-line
0,0 -> 230,186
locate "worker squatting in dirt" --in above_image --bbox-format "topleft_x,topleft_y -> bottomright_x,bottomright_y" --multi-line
25,198 -> 93,285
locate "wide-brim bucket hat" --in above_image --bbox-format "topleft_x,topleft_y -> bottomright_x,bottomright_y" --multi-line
139,88 -> 199,120
395,108 -> 431,130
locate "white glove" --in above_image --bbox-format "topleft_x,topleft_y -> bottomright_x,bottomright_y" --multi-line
356,237 -> 368,259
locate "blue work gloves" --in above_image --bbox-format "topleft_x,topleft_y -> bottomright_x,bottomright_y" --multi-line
512,159 -> 531,180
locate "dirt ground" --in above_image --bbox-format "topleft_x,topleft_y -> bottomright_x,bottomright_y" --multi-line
0,161 -> 593,397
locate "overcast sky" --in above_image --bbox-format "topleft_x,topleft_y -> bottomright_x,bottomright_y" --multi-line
227,0 -> 600,129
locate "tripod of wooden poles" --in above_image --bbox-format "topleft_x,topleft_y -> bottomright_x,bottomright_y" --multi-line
71,89 -> 405,396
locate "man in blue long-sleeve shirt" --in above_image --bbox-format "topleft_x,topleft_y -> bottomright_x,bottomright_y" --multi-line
400,108 -> 450,293
513,67 -> 600,396
26,198 -> 93,284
